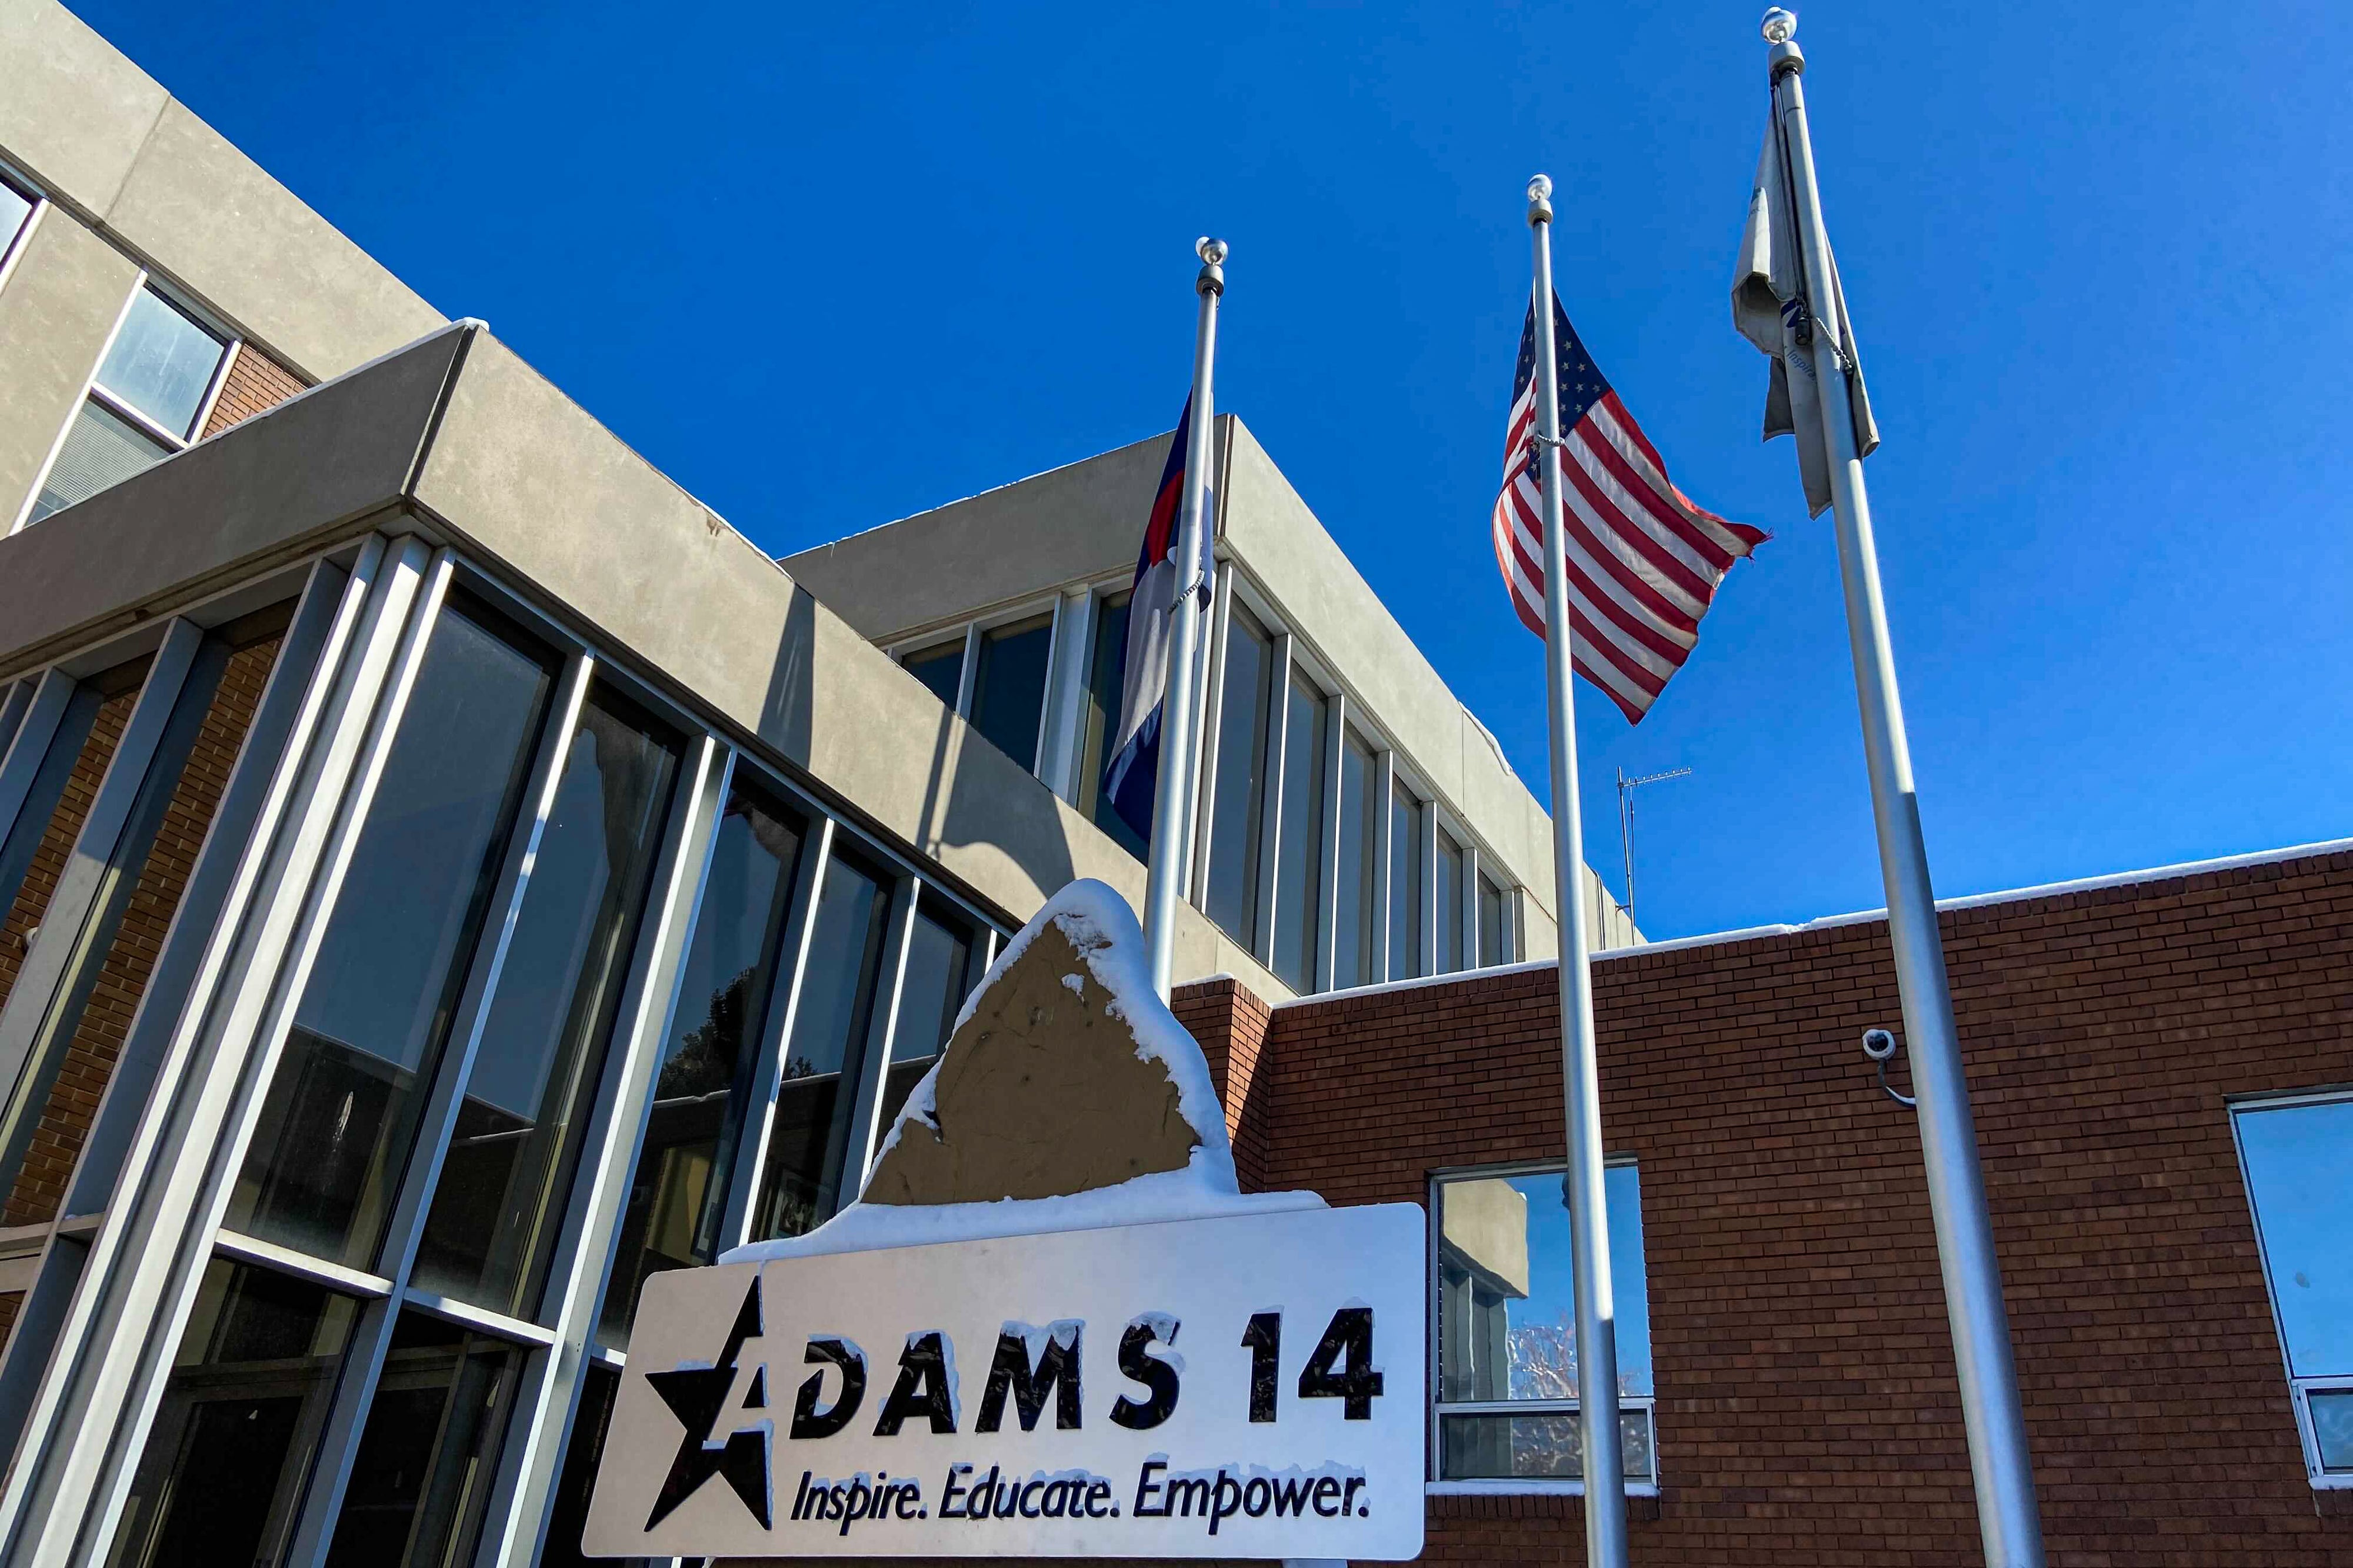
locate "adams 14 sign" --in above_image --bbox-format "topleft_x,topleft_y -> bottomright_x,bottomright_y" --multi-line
584,1203 -> 1425,1559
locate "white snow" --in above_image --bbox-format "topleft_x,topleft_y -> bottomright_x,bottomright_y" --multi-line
723,879 -> 1325,1265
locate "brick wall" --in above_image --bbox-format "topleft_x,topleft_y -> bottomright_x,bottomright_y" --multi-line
0,680 -> 142,1019
198,342 -> 306,439
1174,848 -> 2353,1565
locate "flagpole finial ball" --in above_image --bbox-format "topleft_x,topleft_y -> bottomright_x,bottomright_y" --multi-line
1759,8 -> 1797,43
1197,237 -> 1228,266
1527,174 -> 1553,203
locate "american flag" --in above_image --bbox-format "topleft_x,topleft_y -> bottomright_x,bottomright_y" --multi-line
1492,293 -> 1765,722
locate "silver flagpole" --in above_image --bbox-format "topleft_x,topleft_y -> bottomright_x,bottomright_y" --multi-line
1144,236 -> 1227,1000
1526,174 -> 1630,1568
1759,14 -> 2045,1565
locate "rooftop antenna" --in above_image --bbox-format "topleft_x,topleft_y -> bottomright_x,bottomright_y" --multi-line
1616,766 -> 1691,932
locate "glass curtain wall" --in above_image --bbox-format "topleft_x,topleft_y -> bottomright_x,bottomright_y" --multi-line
1204,608 -> 1273,950
876,896 -> 984,1139
1270,672 -> 1328,994
1388,783 -> 1424,983
1074,593 -> 1145,859
967,615 -> 1054,770
1334,731 -> 1379,989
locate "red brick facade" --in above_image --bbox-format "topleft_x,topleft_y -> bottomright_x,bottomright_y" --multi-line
1174,848 -> 2353,1566
198,342 -> 306,439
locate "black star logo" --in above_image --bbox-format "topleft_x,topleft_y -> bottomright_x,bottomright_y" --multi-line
644,1276 -> 772,1529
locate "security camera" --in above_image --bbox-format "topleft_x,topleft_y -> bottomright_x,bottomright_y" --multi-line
1861,1027 -> 1897,1062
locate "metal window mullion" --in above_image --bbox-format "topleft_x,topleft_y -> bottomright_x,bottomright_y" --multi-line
1253,635 -> 1292,972
1464,843 -> 1484,967
952,624 -> 980,720
399,1285 -> 558,1350
1038,590 -> 1093,800
82,382 -> 189,455
0,669 -> 74,850
1374,749 -> 1397,983
185,338 -> 239,445
1317,693 -> 1346,994
842,876 -> 921,1194
212,1228 -> 393,1301
0,681 -> 35,775
716,815 -> 835,1253
274,590 -> 591,1568
1026,602 -> 1063,776
476,736 -> 730,1567
0,536 -> 432,1566
0,619 -> 205,1178
1188,563 -> 1234,907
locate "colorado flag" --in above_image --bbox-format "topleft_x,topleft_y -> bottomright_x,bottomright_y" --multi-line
1102,398 -> 1209,843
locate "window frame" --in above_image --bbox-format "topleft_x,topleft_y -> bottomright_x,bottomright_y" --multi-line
2228,1086 -> 2353,1489
1425,1157 -> 1659,1498
885,592 -> 1069,774
0,161 -> 46,297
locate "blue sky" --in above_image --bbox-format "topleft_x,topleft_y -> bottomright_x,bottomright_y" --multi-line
77,0 -> 2353,939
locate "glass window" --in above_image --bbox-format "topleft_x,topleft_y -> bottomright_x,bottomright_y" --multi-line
323,1312 -> 522,1566
1433,1165 -> 1654,1484
542,1365 -> 626,1568
0,176 -> 32,259
1478,874 -> 1508,968
105,1259 -> 358,1568
2235,1095 -> 2353,1476
1334,732 -> 1379,989
1074,593 -> 1145,860
228,601 -> 556,1270
968,614 -> 1053,770
1203,606 -> 1272,950
901,639 -> 964,712
1270,672 -> 1327,994
0,659 -> 151,1020
875,898 -> 981,1144
1436,832 -> 1465,975
1388,785 -> 1424,982
752,850 -> 892,1240
598,782 -> 803,1348
29,400 -> 171,525
0,618 -> 286,1227
411,690 -> 679,1318
96,287 -> 228,440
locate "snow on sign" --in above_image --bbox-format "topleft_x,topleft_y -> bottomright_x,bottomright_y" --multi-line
583,1205 -> 1426,1559
583,880 -> 1425,1559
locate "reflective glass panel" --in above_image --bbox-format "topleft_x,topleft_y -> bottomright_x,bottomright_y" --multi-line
544,1366 -> 631,1567
30,399 -> 171,524
1075,593 -> 1145,859
0,179 -> 31,256
1,618 -> 285,1226
0,660 -> 149,1020
1388,784 -> 1423,982
753,851 -> 891,1240
901,640 -> 964,712
106,1260 -> 357,1568
1437,1410 -> 1655,1483
1203,607 -> 1272,948
2312,1390 -> 2353,1473
95,287 -> 227,439
1478,875 -> 1508,967
1435,832 -> 1465,973
1333,732 -> 1378,989
412,690 -> 679,1317
1270,673 -> 1327,993
228,602 -> 555,1268
2236,1097 -> 2353,1377
323,1313 -> 521,1567
599,783 -> 803,1347
876,898 -> 979,1142
968,614 -> 1053,770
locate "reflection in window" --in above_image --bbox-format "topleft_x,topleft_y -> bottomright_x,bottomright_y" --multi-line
875,899 -> 982,1146
324,1313 -> 521,1565
1334,732 -> 1379,990
1074,594 -> 1145,860
1436,832 -> 1466,974
968,615 -> 1054,770
2234,1096 -> 2353,1476
1204,606 -> 1272,950
0,617 -> 286,1227
412,692 -> 679,1318
1270,673 -> 1327,994
0,176 -> 31,261
753,852 -> 891,1240
1388,784 -> 1424,982
96,288 -> 229,439
228,602 -> 555,1270
542,1366 -> 626,1568
1433,1165 -> 1653,1483
901,640 -> 964,712
1478,875 -> 1508,967
599,785 -> 803,1348
106,1260 -> 356,1568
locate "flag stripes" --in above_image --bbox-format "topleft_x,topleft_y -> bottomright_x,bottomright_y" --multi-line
1491,295 -> 1765,722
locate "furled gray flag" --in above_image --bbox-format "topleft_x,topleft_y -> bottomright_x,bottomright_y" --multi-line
1732,109 -> 1878,517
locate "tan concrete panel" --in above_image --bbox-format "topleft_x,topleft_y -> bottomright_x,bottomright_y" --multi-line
0,0 -> 166,218
0,210 -> 135,531
0,329 -> 461,675
778,431 -> 1169,642
104,101 -> 443,379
